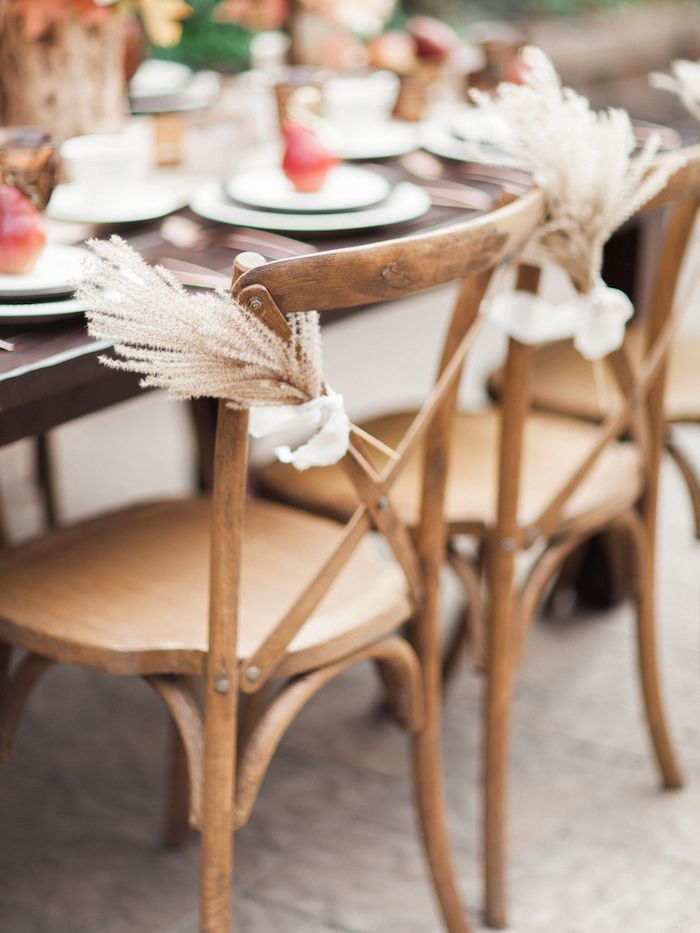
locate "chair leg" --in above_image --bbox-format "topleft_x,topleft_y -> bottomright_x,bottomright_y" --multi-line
442,608 -> 470,688
412,662 -> 472,933
666,433 -> 700,541
35,433 -> 59,528
200,683 -> 237,932
483,555 -> 517,929
163,718 -> 192,848
624,513 -> 683,789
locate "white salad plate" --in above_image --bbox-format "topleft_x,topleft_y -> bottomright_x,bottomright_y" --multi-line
130,70 -> 222,114
328,121 -> 419,161
129,60 -> 193,100
0,296 -> 86,325
190,180 -> 431,234
48,181 -> 190,225
227,165 -> 391,214
0,244 -> 87,302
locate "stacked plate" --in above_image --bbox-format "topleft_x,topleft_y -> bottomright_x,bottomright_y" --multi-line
0,244 -> 88,325
190,164 -> 431,235
129,61 -> 221,115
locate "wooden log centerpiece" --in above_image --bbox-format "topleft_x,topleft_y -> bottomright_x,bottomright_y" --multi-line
0,11 -> 125,139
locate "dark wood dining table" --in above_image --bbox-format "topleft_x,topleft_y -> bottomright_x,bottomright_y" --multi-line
0,103 -> 687,452
0,161 -> 520,450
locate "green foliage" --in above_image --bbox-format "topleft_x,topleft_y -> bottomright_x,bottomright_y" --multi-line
152,0 -> 251,71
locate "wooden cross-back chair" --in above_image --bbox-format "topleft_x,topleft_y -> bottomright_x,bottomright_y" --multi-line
256,149 -> 699,929
0,188 -> 544,933
508,143 -> 700,544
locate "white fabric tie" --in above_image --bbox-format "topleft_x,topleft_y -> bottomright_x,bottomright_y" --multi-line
484,279 -> 633,361
249,387 -> 350,471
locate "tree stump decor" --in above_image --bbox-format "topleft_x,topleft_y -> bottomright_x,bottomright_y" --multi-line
0,1 -> 191,140
0,13 -> 126,139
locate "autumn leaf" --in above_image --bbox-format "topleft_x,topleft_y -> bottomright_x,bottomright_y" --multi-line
136,0 -> 192,47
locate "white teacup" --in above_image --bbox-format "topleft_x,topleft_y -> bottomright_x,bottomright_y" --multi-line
323,71 -> 400,130
61,128 -> 151,202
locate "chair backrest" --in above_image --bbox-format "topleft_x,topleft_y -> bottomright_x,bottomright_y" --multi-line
206,187 -> 545,700
494,145 -> 700,552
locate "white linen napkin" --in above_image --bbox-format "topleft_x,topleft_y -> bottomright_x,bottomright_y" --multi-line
249,387 -> 350,471
484,279 -> 633,361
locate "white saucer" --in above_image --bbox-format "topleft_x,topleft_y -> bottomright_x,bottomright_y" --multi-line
47,181 -> 190,225
190,180 -> 430,234
227,165 -> 391,214
328,121 -> 419,161
0,244 -> 87,301
0,296 -> 86,324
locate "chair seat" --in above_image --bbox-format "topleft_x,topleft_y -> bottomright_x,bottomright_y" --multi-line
522,331 -> 700,424
0,499 -> 410,678
258,408 -> 643,537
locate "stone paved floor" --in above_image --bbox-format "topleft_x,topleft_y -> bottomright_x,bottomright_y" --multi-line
1,309 -> 700,930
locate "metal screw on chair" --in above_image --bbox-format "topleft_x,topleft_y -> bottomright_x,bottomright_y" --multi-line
249,298 -> 263,311
500,536 -> 516,554
245,665 -> 262,684
377,496 -> 389,510
214,676 -> 231,694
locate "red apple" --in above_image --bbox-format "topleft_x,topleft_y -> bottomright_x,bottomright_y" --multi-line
282,120 -> 338,194
407,16 -> 458,62
0,185 -> 46,275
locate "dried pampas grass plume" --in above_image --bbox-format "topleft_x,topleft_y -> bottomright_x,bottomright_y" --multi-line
650,60 -> 700,123
78,236 -> 322,409
471,47 -> 686,292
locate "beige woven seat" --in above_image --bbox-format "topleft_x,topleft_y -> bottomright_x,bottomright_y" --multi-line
259,409 -> 643,539
0,499 -> 408,680
525,329 -> 700,424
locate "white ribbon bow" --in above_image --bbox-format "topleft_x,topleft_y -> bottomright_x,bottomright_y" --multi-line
484,279 -> 633,361
248,387 -> 350,471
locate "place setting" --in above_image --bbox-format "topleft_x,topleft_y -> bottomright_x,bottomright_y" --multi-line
421,105 -> 524,165
189,114 -> 431,235
422,103 -> 683,167
321,71 -> 420,161
47,126 -> 191,226
0,219 -> 89,326
0,131 -> 90,327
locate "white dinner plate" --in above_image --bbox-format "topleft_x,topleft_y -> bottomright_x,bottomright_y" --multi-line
48,181 -> 190,225
0,244 -> 87,302
328,121 -> 419,161
451,108 -> 514,145
227,165 -> 391,214
0,296 -> 86,324
420,120 -> 524,167
190,180 -> 431,234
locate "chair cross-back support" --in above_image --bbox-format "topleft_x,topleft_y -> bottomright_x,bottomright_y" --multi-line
517,143 -> 700,540
0,187 -> 544,933
254,149 -> 700,930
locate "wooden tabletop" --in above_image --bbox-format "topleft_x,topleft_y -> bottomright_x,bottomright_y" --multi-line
0,108 -> 678,448
0,160 -> 521,447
